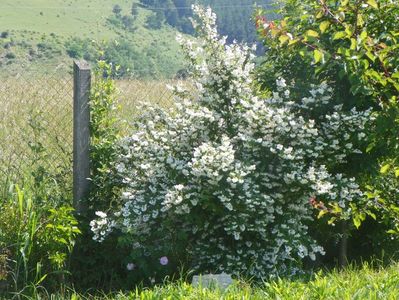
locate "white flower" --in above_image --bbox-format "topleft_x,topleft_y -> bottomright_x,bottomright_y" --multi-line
126,263 -> 135,271
95,211 -> 107,218
90,5 -> 371,279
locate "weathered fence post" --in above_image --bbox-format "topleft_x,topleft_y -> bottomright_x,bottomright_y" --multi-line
73,60 -> 91,216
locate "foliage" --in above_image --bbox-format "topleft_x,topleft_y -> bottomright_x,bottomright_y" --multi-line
131,3 -> 139,17
107,263 -> 399,299
65,37 -> 97,60
112,5 -> 123,16
100,40 -> 180,79
0,31 -> 9,39
255,0 -> 399,237
70,60 -> 128,291
0,88 -> 79,296
22,107 -> 72,207
11,262 -> 399,299
107,7 -> 137,32
0,0 -> 186,79
90,6 -> 371,281
140,0 -> 275,44
0,186 -> 80,296
89,60 -> 124,213
145,11 -> 164,30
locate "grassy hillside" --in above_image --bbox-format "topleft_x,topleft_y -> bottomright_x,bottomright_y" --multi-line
0,0 -> 133,38
0,0 -> 186,77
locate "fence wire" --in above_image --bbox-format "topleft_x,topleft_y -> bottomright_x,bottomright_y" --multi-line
0,63 -> 74,195
116,78 -> 176,119
0,62 -> 177,196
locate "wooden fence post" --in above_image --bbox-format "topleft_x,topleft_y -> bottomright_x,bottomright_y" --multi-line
73,60 -> 91,216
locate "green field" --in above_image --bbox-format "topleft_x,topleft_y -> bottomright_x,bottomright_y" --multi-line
0,0 -> 185,76
0,0 -> 133,38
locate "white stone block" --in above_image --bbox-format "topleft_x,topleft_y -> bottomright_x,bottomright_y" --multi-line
192,273 -> 233,290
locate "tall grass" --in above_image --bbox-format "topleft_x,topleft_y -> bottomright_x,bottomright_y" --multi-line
0,70 -> 176,198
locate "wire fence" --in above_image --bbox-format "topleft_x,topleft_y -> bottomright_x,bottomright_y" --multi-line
0,64 -> 73,196
0,62 -> 176,197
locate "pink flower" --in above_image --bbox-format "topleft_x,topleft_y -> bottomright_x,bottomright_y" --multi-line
159,256 -> 168,266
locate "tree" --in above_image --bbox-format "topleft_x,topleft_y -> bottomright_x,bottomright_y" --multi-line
131,3 -> 139,17
139,0 -> 275,43
145,11 -> 164,29
121,15 -> 135,30
112,4 -> 122,16
164,0 -> 179,27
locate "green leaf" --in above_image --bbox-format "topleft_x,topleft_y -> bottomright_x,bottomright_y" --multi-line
345,25 -> 353,36
380,164 -> 391,174
368,212 -> 377,220
317,210 -> 328,219
357,14 -> 365,27
279,35 -> 289,45
353,216 -> 362,229
350,38 -> 357,50
367,0 -> 378,8
362,59 -> 370,69
316,10 -> 324,19
306,30 -> 319,38
333,31 -> 347,40
365,51 -> 376,62
313,49 -> 324,64
360,30 -> 368,40
328,217 -> 336,225
319,21 -> 330,33
395,168 -> 399,177
36,274 -> 48,285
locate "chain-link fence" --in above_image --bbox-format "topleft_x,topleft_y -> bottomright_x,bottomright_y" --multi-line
0,63 -> 74,196
116,78 -> 176,120
0,62 -> 177,197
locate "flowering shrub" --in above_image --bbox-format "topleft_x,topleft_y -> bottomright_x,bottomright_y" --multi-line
91,6 -> 371,279
255,0 -> 399,258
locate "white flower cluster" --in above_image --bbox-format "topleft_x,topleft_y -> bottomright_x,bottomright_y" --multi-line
91,5 -> 371,278
90,211 -> 115,242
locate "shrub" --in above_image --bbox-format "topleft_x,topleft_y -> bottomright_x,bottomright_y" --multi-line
1,31 -> 9,39
145,11 -> 164,29
113,4 -> 122,16
65,39 -> 84,58
255,0 -> 399,246
0,186 -> 80,295
91,6 -> 370,280
70,61 -> 128,290
5,52 -> 16,59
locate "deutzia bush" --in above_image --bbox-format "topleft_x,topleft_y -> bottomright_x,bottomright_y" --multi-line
91,6 -> 371,279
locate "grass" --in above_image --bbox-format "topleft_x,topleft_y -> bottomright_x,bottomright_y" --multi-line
96,262 -> 399,299
0,0 -> 173,39
4,262 -> 399,299
0,67 -> 177,196
0,0 -> 186,76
